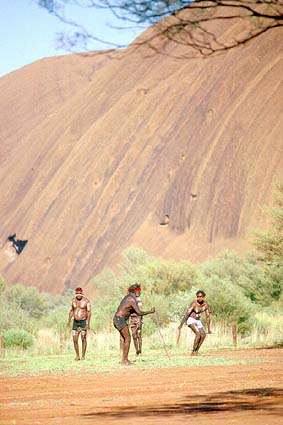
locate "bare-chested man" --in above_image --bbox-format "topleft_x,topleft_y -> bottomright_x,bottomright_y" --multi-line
114,283 -> 155,365
67,287 -> 91,361
178,290 -> 211,356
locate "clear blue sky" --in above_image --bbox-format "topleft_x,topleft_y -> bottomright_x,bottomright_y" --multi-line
0,0 -> 144,77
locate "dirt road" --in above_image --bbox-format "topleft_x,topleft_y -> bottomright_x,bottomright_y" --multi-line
1,348 -> 283,425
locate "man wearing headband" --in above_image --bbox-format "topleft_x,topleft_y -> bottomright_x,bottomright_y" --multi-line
67,287 -> 91,361
129,285 -> 143,355
113,283 -> 155,365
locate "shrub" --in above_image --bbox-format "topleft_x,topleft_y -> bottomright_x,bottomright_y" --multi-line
168,291 -> 195,322
119,248 -> 201,296
39,308 -> 70,335
93,297 -> 120,331
253,181 -> 283,266
0,302 -> 32,334
199,250 -> 281,306
204,276 -> 254,334
88,248 -> 279,335
6,284 -> 48,319
4,328 -> 34,349
141,292 -> 173,335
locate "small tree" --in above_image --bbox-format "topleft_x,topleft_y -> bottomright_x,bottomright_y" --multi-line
252,182 -> 283,302
6,284 -> 49,319
253,182 -> 283,266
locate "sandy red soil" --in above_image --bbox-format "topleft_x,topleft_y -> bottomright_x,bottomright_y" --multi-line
1,348 -> 283,425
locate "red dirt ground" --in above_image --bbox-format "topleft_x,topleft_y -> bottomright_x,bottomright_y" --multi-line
1,348 -> 283,425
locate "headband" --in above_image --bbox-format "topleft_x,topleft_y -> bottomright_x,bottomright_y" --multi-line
128,286 -> 141,293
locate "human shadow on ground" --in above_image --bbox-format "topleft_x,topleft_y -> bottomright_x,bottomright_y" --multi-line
82,387 -> 283,419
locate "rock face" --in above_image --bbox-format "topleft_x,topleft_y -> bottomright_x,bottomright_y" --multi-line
0,22 -> 283,293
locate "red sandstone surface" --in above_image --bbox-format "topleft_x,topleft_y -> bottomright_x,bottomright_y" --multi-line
0,18 -> 282,292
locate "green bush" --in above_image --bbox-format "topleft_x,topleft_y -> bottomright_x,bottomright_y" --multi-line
39,308 -> 70,335
253,181 -> 283,267
93,298 -> 120,331
118,247 -> 201,296
142,318 -> 159,337
90,253 -> 199,332
4,328 -> 34,349
6,284 -> 48,319
199,250 -> 281,306
141,293 -> 172,335
0,302 -> 32,334
168,291 -> 196,322
88,248 -> 258,334
204,276 -> 254,334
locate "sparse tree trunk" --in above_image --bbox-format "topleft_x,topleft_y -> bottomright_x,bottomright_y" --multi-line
232,323 -> 238,347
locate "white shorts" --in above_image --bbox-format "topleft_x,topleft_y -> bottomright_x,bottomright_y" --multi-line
186,317 -> 203,329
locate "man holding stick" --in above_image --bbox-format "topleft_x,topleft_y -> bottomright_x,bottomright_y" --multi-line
113,283 -> 155,365
178,290 -> 211,356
